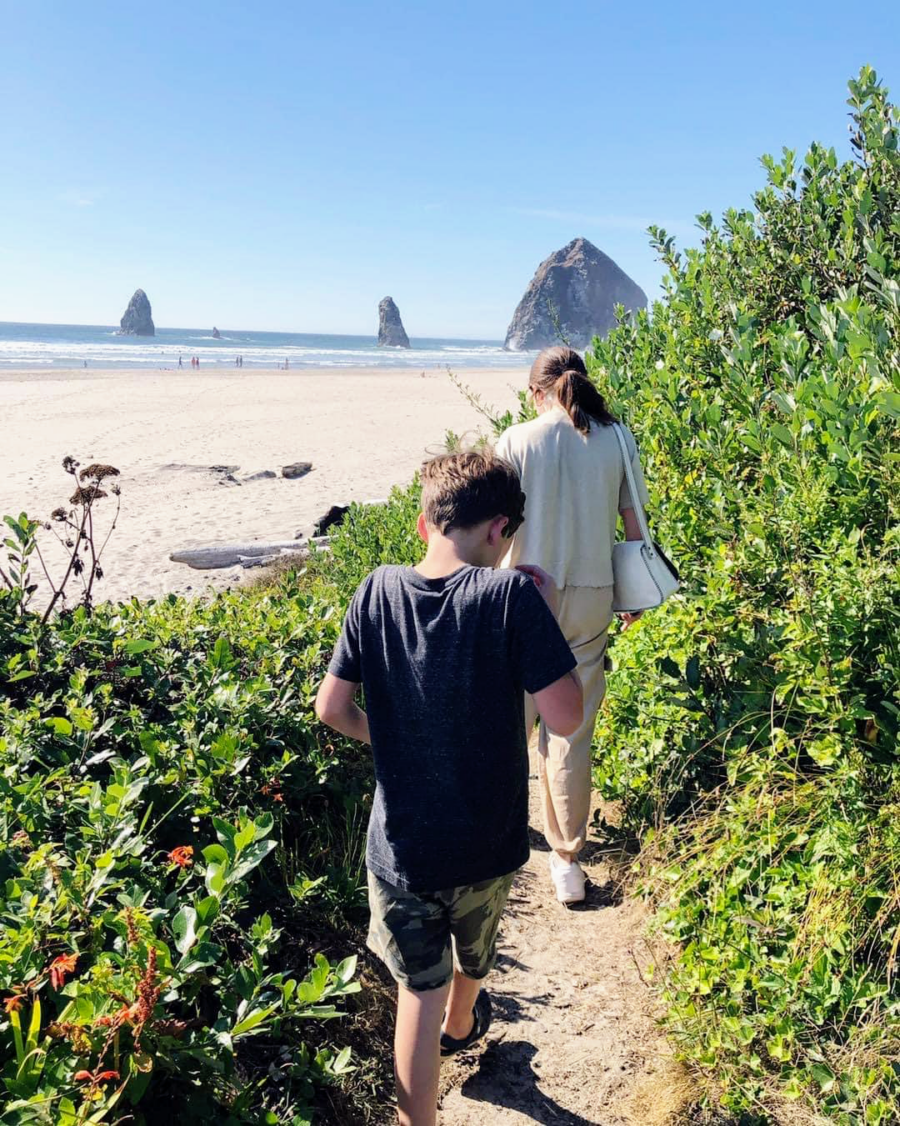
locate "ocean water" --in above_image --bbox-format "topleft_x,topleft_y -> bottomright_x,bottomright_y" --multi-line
0,321 -> 530,370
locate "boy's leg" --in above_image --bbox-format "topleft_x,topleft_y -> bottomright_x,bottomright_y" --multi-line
395,980 -> 451,1126
445,872 -> 515,1036
366,873 -> 455,1124
442,968 -> 482,1039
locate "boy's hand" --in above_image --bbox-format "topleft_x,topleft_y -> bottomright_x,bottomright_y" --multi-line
515,564 -> 560,617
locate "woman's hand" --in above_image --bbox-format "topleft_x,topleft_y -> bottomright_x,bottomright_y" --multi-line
515,564 -> 560,617
617,610 -> 644,630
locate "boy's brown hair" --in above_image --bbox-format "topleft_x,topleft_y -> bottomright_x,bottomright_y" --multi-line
421,450 -> 525,538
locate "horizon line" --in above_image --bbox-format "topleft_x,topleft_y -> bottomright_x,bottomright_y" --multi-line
0,317 -> 507,342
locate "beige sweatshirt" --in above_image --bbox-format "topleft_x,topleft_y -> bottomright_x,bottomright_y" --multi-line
495,406 -> 650,589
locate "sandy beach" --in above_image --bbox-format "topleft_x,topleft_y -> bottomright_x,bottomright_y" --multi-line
0,366 -> 526,605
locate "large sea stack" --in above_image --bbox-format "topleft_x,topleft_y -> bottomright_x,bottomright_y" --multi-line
377,296 -> 410,348
118,289 -> 155,336
504,238 -> 646,351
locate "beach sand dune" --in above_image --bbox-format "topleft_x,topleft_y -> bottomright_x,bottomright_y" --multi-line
0,366 -> 525,605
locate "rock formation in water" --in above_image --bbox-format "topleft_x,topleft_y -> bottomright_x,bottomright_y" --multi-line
378,296 -> 410,348
118,289 -> 155,336
504,238 -> 647,351
212,326 -> 221,339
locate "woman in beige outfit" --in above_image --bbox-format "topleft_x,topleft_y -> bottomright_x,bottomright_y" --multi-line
495,346 -> 649,904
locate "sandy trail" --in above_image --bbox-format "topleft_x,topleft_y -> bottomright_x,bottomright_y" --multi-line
436,765 -> 689,1126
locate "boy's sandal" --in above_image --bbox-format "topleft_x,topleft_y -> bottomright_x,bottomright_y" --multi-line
440,990 -> 492,1057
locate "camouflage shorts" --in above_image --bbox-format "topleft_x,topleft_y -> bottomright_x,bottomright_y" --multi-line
366,869 -> 516,991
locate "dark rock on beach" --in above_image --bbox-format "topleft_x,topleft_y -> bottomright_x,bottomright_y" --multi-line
243,469 -> 277,482
378,296 -> 410,348
504,237 -> 646,351
212,326 -> 221,339
313,504 -> 350,536
281,461 -> 313,480
118,289 -> 155,336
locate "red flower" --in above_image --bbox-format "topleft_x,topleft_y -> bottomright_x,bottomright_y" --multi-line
4,995 -> 24,1014
166,845 -> 193,868
261,778 -> 285,803
74,1068 -> 120,1085
49,953 -> 78,990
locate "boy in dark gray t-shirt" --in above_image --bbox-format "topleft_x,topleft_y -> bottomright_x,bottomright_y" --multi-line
316,451 -> 582,1126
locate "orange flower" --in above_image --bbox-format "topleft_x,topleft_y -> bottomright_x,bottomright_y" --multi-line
4,995 -> 24,1014
49,953 -> 78,990
166,845 -> 193,868
74,1068 -> 120,1085
261,778 -> 284,802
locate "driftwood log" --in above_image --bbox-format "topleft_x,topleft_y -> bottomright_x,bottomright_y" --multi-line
170,535 -> 332,571
170,541 -> 310,571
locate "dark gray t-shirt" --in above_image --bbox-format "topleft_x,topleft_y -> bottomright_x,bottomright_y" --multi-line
328,564 -> 577,892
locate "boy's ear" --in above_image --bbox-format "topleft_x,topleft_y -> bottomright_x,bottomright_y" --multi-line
416,512 -> 430,544
487,515 -> 509,545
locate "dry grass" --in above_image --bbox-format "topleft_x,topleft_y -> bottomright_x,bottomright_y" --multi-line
619,1056 -> 698,1124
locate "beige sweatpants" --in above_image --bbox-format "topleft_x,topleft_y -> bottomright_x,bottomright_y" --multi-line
525,586 -> 615,860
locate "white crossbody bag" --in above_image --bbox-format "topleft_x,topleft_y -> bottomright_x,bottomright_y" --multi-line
610,424 -> 680,613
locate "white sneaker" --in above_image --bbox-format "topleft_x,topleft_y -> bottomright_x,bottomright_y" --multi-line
550,854 -> 586,905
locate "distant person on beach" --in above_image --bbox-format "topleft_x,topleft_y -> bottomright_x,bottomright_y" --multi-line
495,346 -> 650,906
316,451 -> 582,1126
178,355 -> 183,368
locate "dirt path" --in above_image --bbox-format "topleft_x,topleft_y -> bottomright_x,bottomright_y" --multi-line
436,763 -> 691,1126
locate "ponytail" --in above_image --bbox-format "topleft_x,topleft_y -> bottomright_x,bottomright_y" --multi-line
529,347 -> 615,435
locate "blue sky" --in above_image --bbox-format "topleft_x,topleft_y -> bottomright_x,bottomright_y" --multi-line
1,1 -> 897,338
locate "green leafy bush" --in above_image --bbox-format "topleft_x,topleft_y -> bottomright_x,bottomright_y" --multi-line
586,67 -> 899,1121
0,570 -> 373,1123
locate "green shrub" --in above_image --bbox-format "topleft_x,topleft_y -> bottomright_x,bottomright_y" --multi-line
587,67 -> 899,1122
0,572 -> 371,1123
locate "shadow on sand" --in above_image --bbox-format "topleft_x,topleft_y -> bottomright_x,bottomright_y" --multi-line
457,1040 -> 605,1125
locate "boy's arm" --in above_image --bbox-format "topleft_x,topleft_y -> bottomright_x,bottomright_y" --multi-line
532,668 -> 583,737
315,673 -> 371,744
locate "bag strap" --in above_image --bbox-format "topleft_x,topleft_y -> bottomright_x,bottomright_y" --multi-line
612,423 -> 656,556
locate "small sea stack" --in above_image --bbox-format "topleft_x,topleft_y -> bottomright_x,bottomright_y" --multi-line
504,238 -> 647,351
118,289 -> 155,336
212,327 -> 221,339
377,296 -> 410,348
